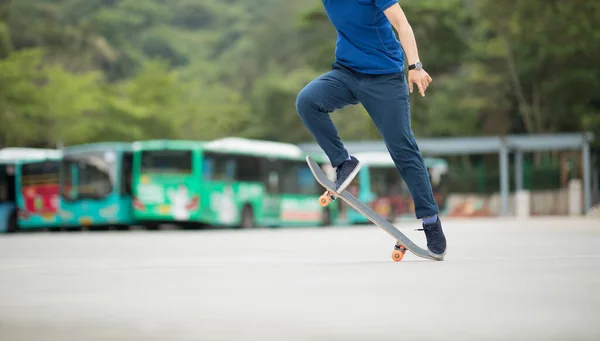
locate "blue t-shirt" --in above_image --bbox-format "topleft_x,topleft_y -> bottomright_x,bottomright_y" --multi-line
322,0 -> 404,74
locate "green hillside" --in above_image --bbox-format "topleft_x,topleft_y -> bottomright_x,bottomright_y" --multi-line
1,0 -> 599,152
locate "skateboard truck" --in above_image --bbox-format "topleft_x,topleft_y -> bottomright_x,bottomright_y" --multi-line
392,243 -> 407,262
318,190 -> 337,207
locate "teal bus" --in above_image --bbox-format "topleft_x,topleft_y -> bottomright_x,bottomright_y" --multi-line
132,138 -> 338,229
59,143 -> 134,229
1,148 -> 61,233
340,151 -> 449,224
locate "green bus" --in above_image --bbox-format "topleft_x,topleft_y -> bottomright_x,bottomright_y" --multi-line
131,140 -> 205,229
132,138 -> 338,228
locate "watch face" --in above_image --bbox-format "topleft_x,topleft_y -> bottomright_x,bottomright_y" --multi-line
415,62 -> 423,70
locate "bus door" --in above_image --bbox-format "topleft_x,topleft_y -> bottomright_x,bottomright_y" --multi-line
0,164 -> 17,232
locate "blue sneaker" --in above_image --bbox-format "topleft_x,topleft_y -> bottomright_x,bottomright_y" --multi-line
334,156 -> 361,193
418,217 -> 447,258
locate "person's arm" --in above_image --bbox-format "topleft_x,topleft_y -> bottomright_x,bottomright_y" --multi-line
382,3 -> 432,97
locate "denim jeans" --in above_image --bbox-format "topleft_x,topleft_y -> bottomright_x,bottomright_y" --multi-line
296,62 -> 439,218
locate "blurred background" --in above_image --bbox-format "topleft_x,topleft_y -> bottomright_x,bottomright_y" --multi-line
0,0 -> 599,233
1,2 -> 600,340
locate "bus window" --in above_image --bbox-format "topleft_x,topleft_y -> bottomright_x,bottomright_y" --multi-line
262,159 -> 281,194
226,159 -> 235,180
0,165 -> 12,202
280,161 -> 297,194
121,152 -> 133,196
60,160 -> 78,201
79,158 -> 113,199
280,161 -> 317,195
203,152 -> 230,181
6,165 -> 15,202
297,164 -> 317,195
202,158 -> 213,180
0,167 -> 5,202
232,155 -> 261,182
141,150 -> 192,174
61,154 -> 115,200
21,161 -> 60,214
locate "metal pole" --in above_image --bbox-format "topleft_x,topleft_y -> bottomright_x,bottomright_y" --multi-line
515,150 -> 523,192
582,139 -> 591,214
593,167 -> 599,206
500,143 -> 510,216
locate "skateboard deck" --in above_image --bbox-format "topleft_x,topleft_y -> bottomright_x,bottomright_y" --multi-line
306,156 -> 443,262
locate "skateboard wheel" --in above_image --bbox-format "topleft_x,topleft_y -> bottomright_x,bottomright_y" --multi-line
392,249 -> 406,262
319,194 -> 331,207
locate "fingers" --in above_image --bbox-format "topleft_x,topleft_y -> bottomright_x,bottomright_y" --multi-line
409,71 -> 433,96
417,81 -> 425,97
419,74 -> 433,97
422,79 -> 430,96
416,77 -> 428,97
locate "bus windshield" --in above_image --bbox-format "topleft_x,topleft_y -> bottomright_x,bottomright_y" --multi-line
141,150 -> 192,174
61,152 -> 115,200
21,161 -> 60,214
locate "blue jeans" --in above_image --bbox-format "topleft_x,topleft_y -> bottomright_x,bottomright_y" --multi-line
296,62 -> 439,218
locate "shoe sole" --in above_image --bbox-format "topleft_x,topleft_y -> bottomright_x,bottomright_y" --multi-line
335,161 -> 362,193
428,246 -> 447,260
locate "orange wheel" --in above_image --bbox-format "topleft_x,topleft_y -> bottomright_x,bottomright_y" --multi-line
392,249 -> 405,262
319,194 -> 331,207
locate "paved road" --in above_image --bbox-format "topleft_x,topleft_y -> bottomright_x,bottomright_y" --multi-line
0,217 -> 599,341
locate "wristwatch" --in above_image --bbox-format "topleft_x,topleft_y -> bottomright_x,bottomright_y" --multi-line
408,61 -> 423,71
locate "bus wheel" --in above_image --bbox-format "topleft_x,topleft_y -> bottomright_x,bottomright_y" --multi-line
115,224 -> 130,231
7,211 -> 18,233
321,208 -> 332,227
240,205 -> 254,229
146,223 -> 160,231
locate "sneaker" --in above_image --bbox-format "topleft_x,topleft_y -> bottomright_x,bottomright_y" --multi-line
334,156 -> 361,193
418,216 -> 447,258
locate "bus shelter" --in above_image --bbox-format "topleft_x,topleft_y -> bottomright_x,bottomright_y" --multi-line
299,133 -> 595,216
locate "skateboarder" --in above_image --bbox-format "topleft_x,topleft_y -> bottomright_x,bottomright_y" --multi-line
295,0 -> 446,257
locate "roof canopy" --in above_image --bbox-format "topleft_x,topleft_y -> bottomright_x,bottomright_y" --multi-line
299,133 -> 594,156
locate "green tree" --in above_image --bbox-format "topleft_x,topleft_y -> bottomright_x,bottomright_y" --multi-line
0,49 -> 47,146
1,0 -> 598,156
475,0 -> 600,134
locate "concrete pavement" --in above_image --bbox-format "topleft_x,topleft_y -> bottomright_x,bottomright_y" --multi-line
0,217 -> 599,341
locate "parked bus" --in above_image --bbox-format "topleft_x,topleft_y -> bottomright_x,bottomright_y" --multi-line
131,140 -> 206,229
0,148 -> 61,233
59,143 -> 134,229
132,138 -> 338,228
16,155 -> 63,230
341,151 -> 448,224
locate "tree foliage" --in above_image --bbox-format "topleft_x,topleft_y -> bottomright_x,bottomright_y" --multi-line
0,0 -> 598,152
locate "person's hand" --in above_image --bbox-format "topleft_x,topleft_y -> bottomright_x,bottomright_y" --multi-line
408,69 -> 432,97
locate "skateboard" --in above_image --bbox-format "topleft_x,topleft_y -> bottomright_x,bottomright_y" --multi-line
306,156 -> 443,262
